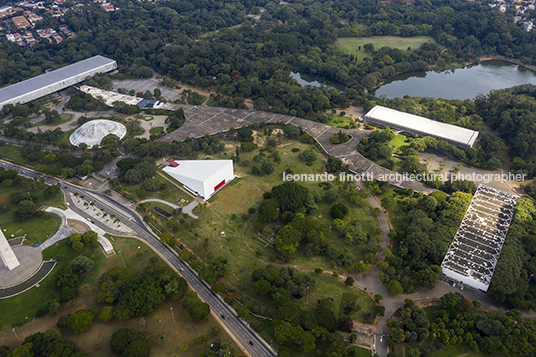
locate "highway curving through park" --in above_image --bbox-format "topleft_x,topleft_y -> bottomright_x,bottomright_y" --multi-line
0,160 -> 276,357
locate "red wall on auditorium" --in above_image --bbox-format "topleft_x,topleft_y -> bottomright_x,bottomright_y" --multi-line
214,180 -> 225,191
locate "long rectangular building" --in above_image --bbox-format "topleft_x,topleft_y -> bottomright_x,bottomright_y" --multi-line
364,105 -> 479,149
441,185 -> 518,291
0,55 -> 117,111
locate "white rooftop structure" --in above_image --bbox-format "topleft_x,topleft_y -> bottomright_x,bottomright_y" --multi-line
163,160 -> 234,200
364,105 -> 479,149
0,229 -> 20,271
69,119 -> 127,148
441,185 -> 518,291
0,55 -> 117,111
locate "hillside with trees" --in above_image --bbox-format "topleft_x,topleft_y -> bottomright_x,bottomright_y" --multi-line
3,0 -> 536,121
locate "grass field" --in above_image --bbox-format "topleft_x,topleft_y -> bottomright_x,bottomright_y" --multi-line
422,305 -> 441,323
0,239 -> 103,330
134,135 -> 379,350
389,134 -> 409,154
337,36 -> 436,62
340,291 -> 378,323
0,237 -> 241,357
348,346 -> 372,357
120,174 -> 195,205
326,114 -> 355,129
0,145 -> 25,164
34,113 -> 73,127
149,126 -> 164,135
3,214 -> 59,246
377,187 -> 411,233
0,181 -> 66,245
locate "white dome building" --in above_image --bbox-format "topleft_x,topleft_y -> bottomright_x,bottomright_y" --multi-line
69,119 -> 127,148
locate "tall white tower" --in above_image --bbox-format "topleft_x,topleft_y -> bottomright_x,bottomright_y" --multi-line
0,229 -> 20,270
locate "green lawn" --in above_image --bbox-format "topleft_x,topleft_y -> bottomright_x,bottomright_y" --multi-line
389,134 -> 409,154
347,346 -> 372,357
56,129 -> 75,147
422,305 -> 442,323
0,181 -> 67,245
138,135 -> 380,349
337,36 -> 436,62
0,239 -> 103,329
120,174 -> 195,204
377,187 -> 411,233
0,237 -> 162,329
34,113 -> 73,127
430,343 -> 474,357
1,236 -> 242,357
149,126 -> 164,135
326,115 -> 355,129
0,145 -> 25,163
3,213 -> 59,246
340,291 -> 378,323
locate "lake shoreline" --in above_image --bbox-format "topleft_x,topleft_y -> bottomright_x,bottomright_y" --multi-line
374,56 -> 536,100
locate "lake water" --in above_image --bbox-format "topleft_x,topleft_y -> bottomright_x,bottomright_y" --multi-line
290,71 -> 346,91
374,60 -> 536,100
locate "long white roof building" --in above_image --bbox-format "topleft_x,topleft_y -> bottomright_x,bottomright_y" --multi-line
364,105 -> 479,149
0,55 -> 117,111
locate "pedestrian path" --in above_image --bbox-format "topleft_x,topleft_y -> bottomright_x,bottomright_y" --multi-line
139,198 -> 199,219
42,207 -> 115,255
39,208 -> 76,251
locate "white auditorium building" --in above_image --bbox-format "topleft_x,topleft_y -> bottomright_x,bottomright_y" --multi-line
163,160 -> 234,200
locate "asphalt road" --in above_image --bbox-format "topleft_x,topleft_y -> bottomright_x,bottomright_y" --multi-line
0,161 -> 276,357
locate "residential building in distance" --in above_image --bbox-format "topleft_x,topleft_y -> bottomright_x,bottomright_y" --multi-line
11,15 -> 31,29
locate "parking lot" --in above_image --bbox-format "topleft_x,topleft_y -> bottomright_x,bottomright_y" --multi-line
112,78 -> 183,101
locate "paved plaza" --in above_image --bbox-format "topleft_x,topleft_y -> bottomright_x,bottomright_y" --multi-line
0,246 -> 42,289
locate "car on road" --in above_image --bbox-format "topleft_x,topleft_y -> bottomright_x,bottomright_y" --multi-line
179,267 -> 184,271
221,315 -> 225,319
249,341 -> 253,346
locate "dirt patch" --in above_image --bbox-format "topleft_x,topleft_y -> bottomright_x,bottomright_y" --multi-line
0,195 -> 9,203
69,219 -> 90,232
415,301 -> 441,308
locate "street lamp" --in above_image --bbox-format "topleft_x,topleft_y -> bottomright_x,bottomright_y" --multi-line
306,286 -> 310,304
118,250 -> 125,267
429,333 -> 436,351
170,306 -> 175,324
276,208 -> 279,223
27,192 -> 33,204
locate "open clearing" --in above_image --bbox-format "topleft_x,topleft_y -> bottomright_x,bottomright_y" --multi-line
337,36 -> 436,62
0,237 -> 239,357
133,134 -> 380,351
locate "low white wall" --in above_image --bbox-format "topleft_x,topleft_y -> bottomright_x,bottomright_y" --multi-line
442,267 -> 489,291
